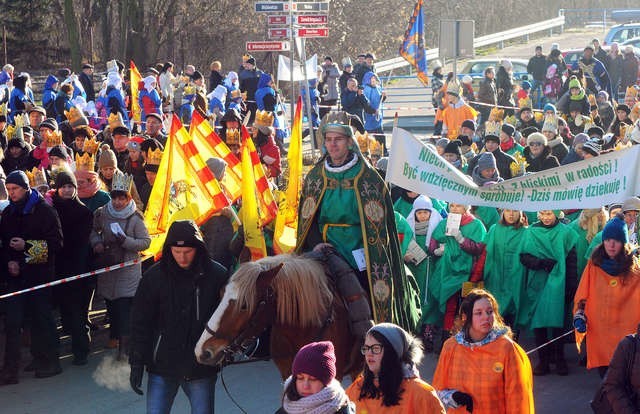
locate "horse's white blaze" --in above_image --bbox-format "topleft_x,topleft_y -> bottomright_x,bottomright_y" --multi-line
195,281 -> 239,359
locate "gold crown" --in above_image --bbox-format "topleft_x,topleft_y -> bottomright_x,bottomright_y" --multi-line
42,128 -> 63,147
489,107 -> 504,122
510,152 -> 529,178
588,94 -> 597,106
355,131 -> 370,153
542,114 -> 558,132
225,128 -> 240,145
254,110 -> 274,127
183,84 -> 196,95
484,120 -> 502,137
231,89 -> 247,100
65,107 -> 84,127
146,148 -> 163,166
108,112 -> 124,130
504,114 -> 517,126
369,138 -> 383,157
573,114 -> 592,128
631,103 -> 640,123
75,152 -> 95,172
626,85 -> 639,100
83,136 -> 100,154
111,170 -> 133,193
26,167 -> 48,189
242,54 -> 251,62
518,96 -> 532,109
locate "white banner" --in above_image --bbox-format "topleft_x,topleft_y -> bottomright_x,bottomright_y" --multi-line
387,128 -> 640,210
277,54 -> 318,82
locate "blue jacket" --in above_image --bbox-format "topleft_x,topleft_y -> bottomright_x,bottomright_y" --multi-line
106,86 -> 130,126
8,75 -> 33,124
362,72 -> 383,131
255,73 -> 276,111
42,75 -> 58,118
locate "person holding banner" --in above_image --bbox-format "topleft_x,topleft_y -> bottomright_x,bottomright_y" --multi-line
518,210 -> 578,376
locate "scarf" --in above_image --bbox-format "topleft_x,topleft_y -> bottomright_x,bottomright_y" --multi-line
8,188 -> 41,215
282,378 -> 351,414
106,198 -> 136,220
76,170 -> 101,199
451,159 -> 462,169
547,136 -> 563,148
414,220 -> 429,236
601,258 -> 622,276
325,151 -> 357,172
472,166 -> 502,187
500,137 -> 515,152
456,327 -> 509,348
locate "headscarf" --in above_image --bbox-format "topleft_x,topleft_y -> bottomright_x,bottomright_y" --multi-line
406,195 -> 443,245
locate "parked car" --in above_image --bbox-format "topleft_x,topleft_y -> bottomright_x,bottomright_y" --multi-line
622,37 -> 640,49
604,23 -> 640,45
459,58 -> 531,88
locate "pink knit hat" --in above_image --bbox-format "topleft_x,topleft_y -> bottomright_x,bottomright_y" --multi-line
291,341 -> 337,386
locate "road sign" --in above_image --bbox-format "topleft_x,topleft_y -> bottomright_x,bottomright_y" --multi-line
295,27 -> 329,38
292,2 -> 329,12
268,28 -> 291,39
296,14 -> 328,25
255,2 -> 290,12
267,15 -> 290,25
246,41 -> 291,52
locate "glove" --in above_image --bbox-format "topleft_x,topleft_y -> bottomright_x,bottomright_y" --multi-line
450,229 -> 465,244
130,365 -> 144,395
540,258 -> 557,273
452,391 -> 474,412
573,310 -> 587,333
433,244 -> 445,257
519,253 -> 541,270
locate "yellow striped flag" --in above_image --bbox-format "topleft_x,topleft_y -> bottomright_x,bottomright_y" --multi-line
273,96 -> 302,254
189,111 -> 242,202
143,115 -> 229,256
241,141 -> 267,260
130,61 -> 142,124
241,126 -> 278,226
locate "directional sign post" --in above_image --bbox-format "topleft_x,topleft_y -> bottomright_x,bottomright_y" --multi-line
246,41 -> 291,52
255,2 -> 290,12
292,2 -> 329,12
268,28 -> 291,39
267,15 -> 290,25
295,27 -> 329,38
296,14 -> 328,25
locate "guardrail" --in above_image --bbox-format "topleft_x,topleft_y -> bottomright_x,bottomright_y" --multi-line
376,16 -> 565,73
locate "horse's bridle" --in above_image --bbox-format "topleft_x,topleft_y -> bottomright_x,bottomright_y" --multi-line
203,264 -> 283,365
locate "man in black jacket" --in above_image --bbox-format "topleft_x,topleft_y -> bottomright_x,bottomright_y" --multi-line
129,220 -> 228,412
527,46 -> 547,107
0,170 -> 63,385
79,64 -> 95,102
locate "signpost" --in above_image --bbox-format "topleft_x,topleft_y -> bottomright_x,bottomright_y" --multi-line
292,2 -> 329,11
255,2 -> 290,12
296,14 -> 328,25
246,41 -> 291,52
267,15 -> 290,25
268,28 -> 291,38
295,27 -> 329,37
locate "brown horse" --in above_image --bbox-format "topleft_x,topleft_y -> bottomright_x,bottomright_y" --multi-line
194,254 -> 363,380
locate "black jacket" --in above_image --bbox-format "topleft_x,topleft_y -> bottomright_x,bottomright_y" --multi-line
527,55 -> 548,82
79,72 -> 95,102
130,220 -> 228,380
52,193 -> 93,277
0,190 -> 63,289
467,148 -> 517,180
208,70 -> 223,94
524,145 -> 560,173
603,330 -> 640,413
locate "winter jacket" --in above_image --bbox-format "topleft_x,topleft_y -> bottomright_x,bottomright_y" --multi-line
523,145 -> 560,172
341,89 -> 371,125
52,193 -> 93,278
90,202 -> 150,300
255,73 -> 277,112
200,214 -> 235,273
106,86 -> 130,126
547,137 -> 569,162
496,68 -> 515,113
1,139 -> 37,173
130,220 -> 228,380
8,76 -> 34,124
621,53 -> 639,89
362,72 -> 384,132
208,70 -> 223,94
339,71 -> 355,94
528,55 -> 548,82
54,92 -> 74,123
603,331 -> 640,413
322,63 -> 341,101
239,68 -> 263,101
42,75 -> 58,118
477,77 -> 497,106
467,148 -> 517,180
79,72 -> 95,102
0,190 -> 63,289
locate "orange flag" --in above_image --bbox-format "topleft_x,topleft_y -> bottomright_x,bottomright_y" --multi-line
129,61 -> 142,124
273,96 -> 302,254
241,140 -> 267,260
241,126 -> 278,226
189,111 -> 242,202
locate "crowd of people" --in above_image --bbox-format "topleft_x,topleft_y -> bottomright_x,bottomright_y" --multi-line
0,37 -> 639,413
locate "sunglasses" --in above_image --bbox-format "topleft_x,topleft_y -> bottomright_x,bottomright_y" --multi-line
360,344 -> 384,355
529,142 -> 543,147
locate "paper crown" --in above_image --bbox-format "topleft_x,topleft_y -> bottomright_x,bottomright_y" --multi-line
108,112 -> 125,130
42,128 -> 63,147
355,131 -> 370,153
588,94 -> 597,107
626,85 -> 638,100
518,96 -> 532,109
631,102 -> 640,123
369,138 -> 383,157
446,79 -> 461,96
533,111 -> 544,123
65,106 -> 88,128
254,110 -> 274,127
75,152 -> 95,172
489,107 -> 504,122
510,152 -> 529,178
484,120 -> 502,137
230,89 -> 246,100
242,54 -> 251,62
183,84 -> 196,96
225,128 -> 240,145
26,167 -> 48,189
541,114 -> 558,132
111,170 -> 133,193
574,114 -> 593,130
83,136 -> 100,155
504,114 -> 517,126
146,148 -> 163,166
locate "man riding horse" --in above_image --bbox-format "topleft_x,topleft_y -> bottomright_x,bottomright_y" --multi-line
296,111 -> 421,334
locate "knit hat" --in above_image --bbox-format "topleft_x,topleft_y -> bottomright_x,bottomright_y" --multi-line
520,126 -> 539,138
522,81 -> 532,91
622,197 -> 640,213
484,134 -> 500,143
191,70 -> 204,81
543,103 -> 557,113
527,132 -> 547,146
572,133 -> 589,148
49,145 -> 68,160
40,118 -> 58,132
602,216 -> 629,244
368,323 -> 410,359
461,119 -> 476,131
457,135 -> 472,147
206,157 -> 227,181
98,144 -> 117,169
444,140 -> 462,157
616,104 -> 631,115
55,170 -> 77,189
6,170 -> 30,190
436,138 -> 449,149
587,126 -> 604,138
127,136 -> 145,152
477,152 -> 497,171
582,139 -> 601,157
501,123 -> 515,137
291,341 -> 337,386
569,77 -> 581,90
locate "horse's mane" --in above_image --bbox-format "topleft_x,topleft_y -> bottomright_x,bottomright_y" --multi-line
230,254 -> 333,328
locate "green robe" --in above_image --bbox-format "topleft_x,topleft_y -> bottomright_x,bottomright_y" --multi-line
474,206 -> 500,230
585,231 -> 603,260
567,219 -> 590,278
407,233 -> 439,325
430,216 -> 486,315
297,154 -> 422,331
517,221 -> 577,329
504,142 -> 524,157
393,197 -> 415,218
395,212 -> 413,256
483,223 -> 527,318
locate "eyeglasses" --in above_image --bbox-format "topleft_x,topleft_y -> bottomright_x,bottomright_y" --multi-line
360,344 -> 384,355
529,142 -> 543,147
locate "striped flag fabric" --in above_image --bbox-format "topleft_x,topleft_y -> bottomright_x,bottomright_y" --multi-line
241,141 -> 267,260
130,61 -> 142,123
241,126 -> 278,226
